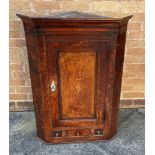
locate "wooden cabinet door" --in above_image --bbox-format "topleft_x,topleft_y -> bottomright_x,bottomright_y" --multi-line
45,32 -> 117,140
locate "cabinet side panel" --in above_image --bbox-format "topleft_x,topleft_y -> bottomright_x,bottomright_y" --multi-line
58,51 -> 96,119
23,23 -> 45,139
110,23 -> 128,136
35,35 -> 52,142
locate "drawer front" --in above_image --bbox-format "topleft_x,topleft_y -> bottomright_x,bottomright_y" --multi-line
66,129 -> 91,137
52,128 -> 104,139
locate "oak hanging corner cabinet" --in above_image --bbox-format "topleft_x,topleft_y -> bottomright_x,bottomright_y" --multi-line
17,11 -> 133,144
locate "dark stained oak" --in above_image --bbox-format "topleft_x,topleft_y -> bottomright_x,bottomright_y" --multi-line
17,11 -> 132,143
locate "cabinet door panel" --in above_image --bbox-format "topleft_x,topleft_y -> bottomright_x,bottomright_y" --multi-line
46,35 -> 110,129
58,51 -> 96,119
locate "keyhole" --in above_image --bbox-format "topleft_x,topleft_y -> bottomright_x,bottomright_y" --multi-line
51,81 -> 56,92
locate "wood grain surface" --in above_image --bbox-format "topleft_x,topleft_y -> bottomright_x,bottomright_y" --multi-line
58,51 -> 96,119
17,12 -> 132,143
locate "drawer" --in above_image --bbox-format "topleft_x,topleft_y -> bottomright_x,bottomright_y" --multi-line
53,130 -> 62,138
66,129 -> 91,137
94,129 -> 104,136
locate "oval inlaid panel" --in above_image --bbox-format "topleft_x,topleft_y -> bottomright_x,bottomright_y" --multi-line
58,51 -> 96,119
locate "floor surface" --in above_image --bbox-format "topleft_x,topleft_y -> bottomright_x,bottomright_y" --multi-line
9,109 -> 145,155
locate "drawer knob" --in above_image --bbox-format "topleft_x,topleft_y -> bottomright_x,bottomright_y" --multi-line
76,132 -> 80,136
56,132 -> 59,137
51,81 -> 56,92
